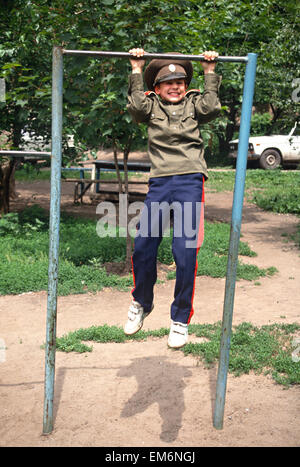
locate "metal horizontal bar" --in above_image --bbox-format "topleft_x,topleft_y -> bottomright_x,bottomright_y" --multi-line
62,49 -> 248,63
0,150 -> 51,157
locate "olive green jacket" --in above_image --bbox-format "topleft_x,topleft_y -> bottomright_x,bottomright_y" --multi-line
127,72 -> 221,179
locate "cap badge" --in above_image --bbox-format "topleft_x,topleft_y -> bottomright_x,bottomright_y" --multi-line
168,64 -> 176,72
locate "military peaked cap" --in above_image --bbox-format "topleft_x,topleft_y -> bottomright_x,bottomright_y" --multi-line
144,53 -> 193,91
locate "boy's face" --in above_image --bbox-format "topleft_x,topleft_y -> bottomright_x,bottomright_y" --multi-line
154,79 -> 187,103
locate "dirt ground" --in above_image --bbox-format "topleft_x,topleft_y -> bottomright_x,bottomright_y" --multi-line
0,164 -> 300,447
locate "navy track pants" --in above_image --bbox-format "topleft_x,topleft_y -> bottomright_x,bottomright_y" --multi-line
131,173 -> 205,324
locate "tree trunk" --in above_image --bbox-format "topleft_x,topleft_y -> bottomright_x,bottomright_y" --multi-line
218,101 -> 239,155
9,161 -> 19,199
123,137 -> 133,272
113,142 -> 123,194
269,104 -> 282,133
112,137 -> 133,273
0,110 -> 23,213
0,159 -> 15,215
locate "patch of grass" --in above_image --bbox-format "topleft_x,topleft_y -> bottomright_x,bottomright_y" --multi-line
0,205 -> 132,295
15,166 -> 93,181
15,165 -> 143,182
250,187 -> 300,215
0,253 -> 132,295
55,321 -> 300,387
207,170 -> 300,249
206,171 -> 236,192
0,205 -> 276,295
207,169 -> 300,216
163,222 -> 276,281
15,166 -> 52,181
56,324 -> 170,353
186,322 -> 300,386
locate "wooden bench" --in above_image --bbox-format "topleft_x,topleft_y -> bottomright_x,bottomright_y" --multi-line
62,160 -> 151,203
91,160 -> 151,191
90,159 -> 151,202
61,167 -> 92,203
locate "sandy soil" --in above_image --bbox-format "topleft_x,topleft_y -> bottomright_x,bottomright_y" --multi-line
0,168 -> 299,447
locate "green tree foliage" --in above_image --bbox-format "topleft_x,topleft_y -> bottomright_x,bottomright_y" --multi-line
1,0 -> 299,154
0,0 -> 299,200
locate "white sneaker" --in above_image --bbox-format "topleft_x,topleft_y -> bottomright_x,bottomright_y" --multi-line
168,321 -> 188,349
124,300 -> 152,336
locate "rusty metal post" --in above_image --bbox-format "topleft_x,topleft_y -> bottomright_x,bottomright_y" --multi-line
43,46 -> 63,434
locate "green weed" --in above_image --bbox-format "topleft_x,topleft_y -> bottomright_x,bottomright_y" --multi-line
55,321 -> 300,387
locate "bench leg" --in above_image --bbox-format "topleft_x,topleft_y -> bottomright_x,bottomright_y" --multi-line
74,182 -> 79,204
91,165 -> 96,193
96,167 -> 100,193
74,181 -> 93,204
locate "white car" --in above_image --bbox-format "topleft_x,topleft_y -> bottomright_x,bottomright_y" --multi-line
20,131 -> 74,150
229,122 -> 300,169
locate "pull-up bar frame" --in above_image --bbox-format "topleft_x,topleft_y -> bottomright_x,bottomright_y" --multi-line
63,49 -> 248,63
43,47 -> 257,434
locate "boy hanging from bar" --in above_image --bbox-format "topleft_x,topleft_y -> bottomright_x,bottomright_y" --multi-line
124,48 -> 221,348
